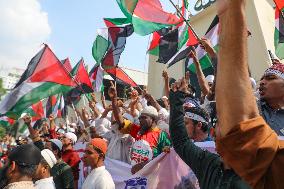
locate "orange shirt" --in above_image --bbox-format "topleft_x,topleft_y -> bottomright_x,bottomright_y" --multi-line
216,116 -> 284,189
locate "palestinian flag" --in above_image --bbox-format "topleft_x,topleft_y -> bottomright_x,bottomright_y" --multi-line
56,95 -> 67,118
116,0 -> 183,36
274,0 -> 284,59
274,0 -> 284,10
46,94 -> 66,118
166,24 -> 200,68
104,18 -> 131,27
157,28 -> 179,63
89,64 -> 105,92
0,116 -> 15,127
62,58 -> 72,72
148,23 -> 189,57
92,25 -> 134,69
72,58 -> 93,93
31,100 -> 45,122
92,28 -> 110,65
45,95 -> 57,117
148,31 -> 162,56
167,16 -> 219,71
148,28 -> 170,56
0,45 -> 76,119
187,16 -> 219,72
65,59 -> 93,105
157,16 -> 192,64
148,0 -> 189,55
105,67 -> 138,87
19,100 -> 45,130
101,25 -> 134,69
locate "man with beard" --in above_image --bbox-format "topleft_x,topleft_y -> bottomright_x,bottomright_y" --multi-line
214,0 -> 284,188
169,77 -> 250,189
34,149 -> 57,189
0,144 -> 41,189
108,81 -> 171,174
258,63 -> 284,136
25,115 -> 75,189
61,132 -> 80,189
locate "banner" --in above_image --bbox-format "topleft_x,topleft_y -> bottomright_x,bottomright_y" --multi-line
105,141 -> 216,189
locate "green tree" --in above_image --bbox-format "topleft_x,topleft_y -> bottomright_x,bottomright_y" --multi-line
0,78 -> 6,99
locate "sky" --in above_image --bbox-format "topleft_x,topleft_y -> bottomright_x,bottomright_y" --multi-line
0,0 -> 178,73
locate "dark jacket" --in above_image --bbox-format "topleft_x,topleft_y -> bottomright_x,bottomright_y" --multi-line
169,90 -> 251,189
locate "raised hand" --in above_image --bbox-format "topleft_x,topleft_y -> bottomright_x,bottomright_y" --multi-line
108,81 -> 117,99
89,101 -> 96,110
82,108 -> 89,120
23,115 -> 32,125
172,77 -> 190,94
90,93 -> 97,103
162,70 -> 169,80
199,38 -> 216,57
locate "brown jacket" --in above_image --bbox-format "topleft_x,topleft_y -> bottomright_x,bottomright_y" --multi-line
216,116 -> 284,189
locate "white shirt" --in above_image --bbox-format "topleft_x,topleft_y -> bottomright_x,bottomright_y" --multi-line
34,177 -> 56,189
82,166 -> 115,189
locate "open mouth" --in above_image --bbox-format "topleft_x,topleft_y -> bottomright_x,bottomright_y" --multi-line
258,87 -> 265,96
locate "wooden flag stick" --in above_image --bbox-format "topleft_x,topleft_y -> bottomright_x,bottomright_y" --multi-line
168,0 -> 200,41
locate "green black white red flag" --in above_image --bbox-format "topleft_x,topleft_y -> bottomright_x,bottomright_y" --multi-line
274,0 -> 284,59
0,45 -> 76,118
116,0 -> 184,36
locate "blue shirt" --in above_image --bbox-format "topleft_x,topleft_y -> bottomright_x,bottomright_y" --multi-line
258,100 -> 284,136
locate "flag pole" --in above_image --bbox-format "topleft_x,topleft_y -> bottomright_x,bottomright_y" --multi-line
168,0 -> 200,41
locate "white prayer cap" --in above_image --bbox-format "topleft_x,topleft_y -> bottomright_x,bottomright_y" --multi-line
57,128 -> 66,135
20,113 -> 28,119
49,139 -> 63,151
161,96 -> 168,100
90,118 -> 111,136
64,132 -> 77,145
141,106 -> 158,118
205,75 -> 215,84
41,149 -> 57,168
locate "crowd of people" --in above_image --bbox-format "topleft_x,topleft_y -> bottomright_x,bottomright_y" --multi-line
0,0 -> 283,189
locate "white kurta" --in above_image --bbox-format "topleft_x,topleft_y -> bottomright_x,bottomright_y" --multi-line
34,177 -> 56,189
82,166 -> 115,189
